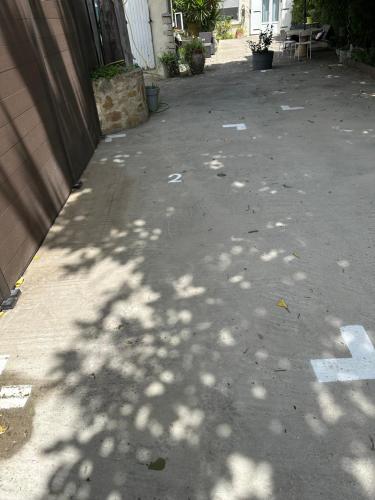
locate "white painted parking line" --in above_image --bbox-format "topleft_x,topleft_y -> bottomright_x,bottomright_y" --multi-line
0,355 -> 32,408
0,355 -> 10,375
222,123 -> 247,131
104,133 -> 127,143
281,105 -> 305,111
311,325 -> 375,382
0,385 -> 32,409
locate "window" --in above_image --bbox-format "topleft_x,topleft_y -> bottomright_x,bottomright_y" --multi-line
272,0 -> 280,22
262,0 -> 269,23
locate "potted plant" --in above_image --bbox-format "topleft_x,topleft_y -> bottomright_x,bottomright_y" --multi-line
248,26 -> 274,71
184,38 -> 206,75
173,0 -> 221,36
145,83 -> 160,112
235,27 -> 245,39
159,51 -> 180,77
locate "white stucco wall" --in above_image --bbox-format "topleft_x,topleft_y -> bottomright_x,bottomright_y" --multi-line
239,0 -> 251,34
148,0 -> 175,76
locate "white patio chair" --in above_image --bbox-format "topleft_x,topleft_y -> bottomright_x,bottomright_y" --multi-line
294,29 -> 312,60
275,29 -> 296,59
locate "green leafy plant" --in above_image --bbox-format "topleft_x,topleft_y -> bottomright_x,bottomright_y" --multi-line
183,37 -> 204,63
351,47 -> 375,66
159,51 -> 180,77
215,16 -> 233,40
248,26 -> 273,53
173,0 -> 221,31
90,62 -> 138,81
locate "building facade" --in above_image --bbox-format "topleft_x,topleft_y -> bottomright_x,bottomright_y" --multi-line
124,0 -> 175,75
221,0 -> 294,35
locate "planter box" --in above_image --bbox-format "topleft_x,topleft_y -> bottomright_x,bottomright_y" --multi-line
92,68 -> 148,135
252,51 -> 274,71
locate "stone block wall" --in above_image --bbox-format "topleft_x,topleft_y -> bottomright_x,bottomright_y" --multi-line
92,69 -> 149,135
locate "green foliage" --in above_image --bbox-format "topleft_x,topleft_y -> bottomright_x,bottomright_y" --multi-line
183,38 -> 204,63
159,51 -> 180,77
215,16 -> 233,40
90,62 -> 138,81
248,26 -> 273,53
292,0 -> 316,24
292,0 -> 375,49
159,51 -> 178,65
173,0 -> 221,31
351,47 -> 375,67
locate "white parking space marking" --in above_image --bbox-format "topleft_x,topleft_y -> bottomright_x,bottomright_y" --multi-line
281,105 -> 305,111
0,355 -> 32,409
104,133 -> 127,143
0,385 -> 32,409
0,355 -> 10,375
311,325 -> 375,383
222,123 -> 247,131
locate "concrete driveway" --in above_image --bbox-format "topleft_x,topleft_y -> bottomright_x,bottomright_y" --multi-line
1,39 -> 375,500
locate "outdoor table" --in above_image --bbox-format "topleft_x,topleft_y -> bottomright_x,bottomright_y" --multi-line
288,27 -> 321,58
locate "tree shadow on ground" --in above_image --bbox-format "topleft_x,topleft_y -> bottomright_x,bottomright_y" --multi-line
6,40 -> 373,499
36,137 -> 375,500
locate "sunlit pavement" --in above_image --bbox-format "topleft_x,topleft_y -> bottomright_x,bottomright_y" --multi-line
1,39 -> 375,499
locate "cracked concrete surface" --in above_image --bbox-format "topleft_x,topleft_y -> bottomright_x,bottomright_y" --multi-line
1,39 -> 375,499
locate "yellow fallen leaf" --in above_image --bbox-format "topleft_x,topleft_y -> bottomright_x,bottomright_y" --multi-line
277,299 -> 289,311
0,311 -> 6,318
0,423 -> 8,435
33,255 -> 40,261
15,277 -> 24,288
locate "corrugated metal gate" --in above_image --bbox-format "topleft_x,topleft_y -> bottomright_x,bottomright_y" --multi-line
0,0 -> 100,303
124,0 -> 156,69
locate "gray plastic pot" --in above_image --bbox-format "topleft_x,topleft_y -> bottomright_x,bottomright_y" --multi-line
145,86 -> 160,112
252,51 -> 274,71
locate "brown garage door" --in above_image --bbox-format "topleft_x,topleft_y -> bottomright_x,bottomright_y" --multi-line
0,0 -> 100,302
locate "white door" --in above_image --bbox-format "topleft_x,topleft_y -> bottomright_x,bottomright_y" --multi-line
251,0 -> 262,34
261,0 -> 281,34
280,0 -> 293,30
124,0 -> 155,69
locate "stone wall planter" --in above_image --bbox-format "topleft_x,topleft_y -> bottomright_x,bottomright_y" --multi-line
92,68 -> 148,135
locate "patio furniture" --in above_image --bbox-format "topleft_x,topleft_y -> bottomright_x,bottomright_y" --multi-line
311,24 -> 332,51
199,31 -> 216,56
275,29 -> 297,58
294,29 -> 313,59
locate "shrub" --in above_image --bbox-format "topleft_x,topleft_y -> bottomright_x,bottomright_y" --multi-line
248,26 -> 273,53
173,0 -> 221,31
91,62 -> 138,81
216,16 -> 233,40
183,38 -> 204,64
159,51 -> 180,77
351,47 -> 375,66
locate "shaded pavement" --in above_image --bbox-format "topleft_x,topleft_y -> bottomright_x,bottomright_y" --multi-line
1,39 -> 375,499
